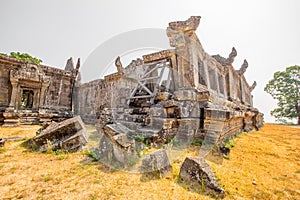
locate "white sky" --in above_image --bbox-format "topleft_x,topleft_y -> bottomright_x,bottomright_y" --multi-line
1,0 -> 300,122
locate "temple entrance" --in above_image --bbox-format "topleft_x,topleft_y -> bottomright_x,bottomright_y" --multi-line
21,90 -> 34,109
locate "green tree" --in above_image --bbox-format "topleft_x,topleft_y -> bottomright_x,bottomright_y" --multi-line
264,65 -> 300,124
0,52 -> 42,64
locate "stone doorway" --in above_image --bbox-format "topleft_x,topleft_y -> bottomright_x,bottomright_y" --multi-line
21,90 -> 34,109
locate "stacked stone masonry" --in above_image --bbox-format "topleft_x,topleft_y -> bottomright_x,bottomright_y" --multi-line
94,16 -> 263,146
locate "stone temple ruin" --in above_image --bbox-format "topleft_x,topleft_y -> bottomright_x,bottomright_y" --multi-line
0,16 -> 263,195
92,16 -> 263,148
0,16 -> 263,151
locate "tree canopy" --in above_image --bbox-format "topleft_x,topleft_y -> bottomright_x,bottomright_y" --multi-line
0,52 -> 42,64
264,65 -> 300,124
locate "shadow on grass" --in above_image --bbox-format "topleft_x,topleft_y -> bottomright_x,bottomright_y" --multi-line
177,178 -> 225,199
140,172 -> 161,182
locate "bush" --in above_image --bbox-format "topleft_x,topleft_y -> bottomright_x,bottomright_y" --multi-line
1,52 -> 43,64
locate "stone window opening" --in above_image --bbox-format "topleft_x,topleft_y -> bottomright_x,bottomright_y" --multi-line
198,61 -> 207,86
218,74 -> 225,95
208,67 -> 218,91
21,90 -> 34,109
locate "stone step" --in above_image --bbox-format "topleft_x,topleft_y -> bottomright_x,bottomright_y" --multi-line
19,112 -> 39,117
20,118 -> 39,122
20,114 -> 39,125
20,121 -> 39,125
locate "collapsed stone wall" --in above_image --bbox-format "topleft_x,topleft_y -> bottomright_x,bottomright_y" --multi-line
75,59 -> 143,124
94,16 -> 263,152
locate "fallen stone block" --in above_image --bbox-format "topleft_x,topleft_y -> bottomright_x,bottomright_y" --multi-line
36,121 -> 57,135
141,149 -> 172,178
179,157 -> 225,197
24,116 -> 88,152
98,123 -> 139,168
98,133 -> 138,168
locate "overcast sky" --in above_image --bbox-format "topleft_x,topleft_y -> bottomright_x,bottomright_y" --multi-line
1,0 -> 300,122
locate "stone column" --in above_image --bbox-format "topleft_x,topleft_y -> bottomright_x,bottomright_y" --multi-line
9,80 -> 18,108
32,89 -> 40,110
3,79 -> 20,127
175,46 -> 186,89
39,82 -> 49,107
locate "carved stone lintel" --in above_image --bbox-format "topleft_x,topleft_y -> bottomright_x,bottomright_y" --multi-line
143,50 -> 173,63
10,64 -> 44,82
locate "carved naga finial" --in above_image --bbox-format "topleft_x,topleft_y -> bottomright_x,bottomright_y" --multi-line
237,59 -> 248,75
115,56 -> 124,73
65,57 -> 74,71
250,81 -> 257,92
76,58 -> 80,70
166,16 -> 201,47
73,58 -> 81,81
168,16 -> 201,32
226,47 -> 237,65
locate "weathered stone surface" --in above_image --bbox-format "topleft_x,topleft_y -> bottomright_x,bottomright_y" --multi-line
98,134 -> 114,160
97,123 -> 139,167
24,116 -> 88,152
141,149 -> 172,178
156,91 -> 171,101
149,106 -> 167,118
98,133 -> 138,168
2,108 -> 19,127
180,157 -> 225,196
173,90 -> 197,101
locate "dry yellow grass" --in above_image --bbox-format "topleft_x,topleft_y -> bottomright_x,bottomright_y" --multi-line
209,124 -> 300,200
0,123 -> 299,200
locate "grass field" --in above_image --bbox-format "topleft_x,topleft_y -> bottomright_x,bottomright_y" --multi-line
0,123 -> 299,200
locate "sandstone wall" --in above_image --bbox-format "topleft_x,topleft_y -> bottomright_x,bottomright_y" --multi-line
42,66 -> 73,110
75,79 -> 106,124
0,55 -> 76,124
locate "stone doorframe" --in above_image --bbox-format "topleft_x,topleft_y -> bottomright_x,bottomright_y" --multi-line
3,64 -> 50,126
